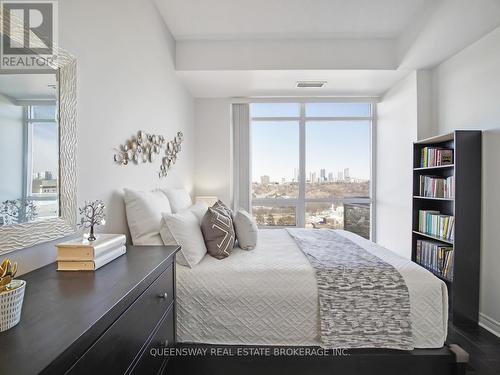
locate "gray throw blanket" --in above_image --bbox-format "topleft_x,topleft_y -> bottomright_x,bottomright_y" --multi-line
286,229 -> 413,350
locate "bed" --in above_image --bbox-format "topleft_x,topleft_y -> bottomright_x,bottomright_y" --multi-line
122,189 -> 465,374
176,228 -> 448,349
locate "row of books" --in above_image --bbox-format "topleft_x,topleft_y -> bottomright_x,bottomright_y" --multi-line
416,240 -> 454,280
57,234 -> 126,271
420,147 -> 453,167
419,175 -> 455,198
418,210 -> 455,241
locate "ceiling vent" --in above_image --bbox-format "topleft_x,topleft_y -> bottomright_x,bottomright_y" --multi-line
296,81 -> 327,88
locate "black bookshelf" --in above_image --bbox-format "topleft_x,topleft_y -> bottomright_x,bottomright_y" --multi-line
412,130 -> 481,326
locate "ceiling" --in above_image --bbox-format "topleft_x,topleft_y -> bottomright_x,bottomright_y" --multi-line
158,0 -> 438,40
155,0 -> 500,98
0,73 -> 57,101
177,69 -> 409,98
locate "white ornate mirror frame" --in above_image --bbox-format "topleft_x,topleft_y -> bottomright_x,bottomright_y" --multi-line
0,11 -> 77,254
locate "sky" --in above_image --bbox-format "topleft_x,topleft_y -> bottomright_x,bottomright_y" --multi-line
33,121 -> 58,176
251,103 -> 371,182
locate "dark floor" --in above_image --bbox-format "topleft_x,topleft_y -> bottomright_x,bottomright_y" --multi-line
448,324 -> 500,375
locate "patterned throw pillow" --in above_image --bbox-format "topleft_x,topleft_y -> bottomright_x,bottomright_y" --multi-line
201,204 -> 235,260
212,200 -> 233,218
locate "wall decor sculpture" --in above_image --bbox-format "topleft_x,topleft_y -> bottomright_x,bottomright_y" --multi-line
114,131 -> 183,178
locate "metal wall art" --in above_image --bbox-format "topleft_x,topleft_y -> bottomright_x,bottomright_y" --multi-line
114,131 -> 183,178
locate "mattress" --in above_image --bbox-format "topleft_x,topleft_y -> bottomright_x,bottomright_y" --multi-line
176,229 -> 448,348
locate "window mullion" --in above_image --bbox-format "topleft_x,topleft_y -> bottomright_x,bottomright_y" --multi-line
297,103 -> 306,227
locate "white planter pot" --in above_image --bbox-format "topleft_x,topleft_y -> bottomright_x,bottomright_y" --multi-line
0,280 -> 26,332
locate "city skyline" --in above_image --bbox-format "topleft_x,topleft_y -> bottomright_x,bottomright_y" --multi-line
257,166 -> 368,185
33,170 -> 57,180
251,103 -> 371,183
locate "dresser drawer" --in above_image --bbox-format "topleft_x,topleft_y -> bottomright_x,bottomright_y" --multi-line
130,306 -> 174,375
67,263 -> 174,374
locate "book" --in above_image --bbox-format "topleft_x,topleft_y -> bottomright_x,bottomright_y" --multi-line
442,250 -> 455,280
418,210 -> 440,234
419,175 -> 454,198
418,210 -> 454,241
57,246 -> 126,271
57,234 -> 126,261
420,147 -> 454,167
416,239 -> 453,279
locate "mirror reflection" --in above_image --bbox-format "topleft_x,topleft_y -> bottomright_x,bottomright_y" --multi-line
0,73 -> 59,226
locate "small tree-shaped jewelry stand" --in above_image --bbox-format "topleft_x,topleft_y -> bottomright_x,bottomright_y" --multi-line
79,200 -> 106,241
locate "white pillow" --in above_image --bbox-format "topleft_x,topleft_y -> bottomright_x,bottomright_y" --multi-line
124,188 -> 171,245
233,209 -> 258,250
162,188 -> 193,213
188,201 -> 208,224
160,210 -> 207,268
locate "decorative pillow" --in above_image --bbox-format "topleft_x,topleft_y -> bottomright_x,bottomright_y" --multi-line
233,209 -> 258,250
162,188 -> 193,213
188,201 -> 209,224
213,200 -> 233,218
160,210 -> 207,268
201,207 -> 235,259
124,188 -> 171,245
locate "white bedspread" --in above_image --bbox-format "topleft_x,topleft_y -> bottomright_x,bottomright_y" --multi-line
176,229 -> 448,348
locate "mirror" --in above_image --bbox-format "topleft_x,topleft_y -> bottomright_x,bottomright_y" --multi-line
0,6 -> 77,254
0,72 -> 59,226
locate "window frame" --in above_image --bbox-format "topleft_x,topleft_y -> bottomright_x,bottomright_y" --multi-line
248,100 -> 377,240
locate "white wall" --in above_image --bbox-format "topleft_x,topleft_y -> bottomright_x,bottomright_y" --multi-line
193,98 -> 232,204
0,95 -> 23,202
10,0 -> 195,275
376,72 -> 418,258
432,26 -> 500,336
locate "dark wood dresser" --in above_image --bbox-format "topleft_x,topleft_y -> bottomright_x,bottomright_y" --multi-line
0,245 -> 179,375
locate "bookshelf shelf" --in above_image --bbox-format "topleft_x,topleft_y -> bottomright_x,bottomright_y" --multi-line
413,164 -> 454,171
412,230 -> 454,245
413,196 -> 454,201
412,130 -> 481,327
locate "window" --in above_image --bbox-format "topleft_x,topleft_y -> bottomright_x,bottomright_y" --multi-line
25,104 -> 59,220
249,102 -> 373,239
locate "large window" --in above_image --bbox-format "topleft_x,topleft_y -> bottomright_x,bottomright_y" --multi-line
250,101 -> 373,239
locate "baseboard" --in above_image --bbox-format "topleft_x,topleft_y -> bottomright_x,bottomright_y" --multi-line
479,313 -> 500,338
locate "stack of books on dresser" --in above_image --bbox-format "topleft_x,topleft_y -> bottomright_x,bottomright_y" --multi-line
420,147 -> 454,167
418,210 -> 455,241
416,239 -> 454,280
57,234 -> 126,271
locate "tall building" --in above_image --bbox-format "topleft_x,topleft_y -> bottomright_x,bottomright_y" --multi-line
260,175 -> 270,184
310,172 -> 317,183
320,169 -> 326,182
44,171 -> 53,180
328,172 -> 334,182
344,168 -> 350,182
337,171 -> 343,181
293,168 -> 299,182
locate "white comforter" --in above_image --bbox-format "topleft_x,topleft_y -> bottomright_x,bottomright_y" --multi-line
176,229 -> 448,348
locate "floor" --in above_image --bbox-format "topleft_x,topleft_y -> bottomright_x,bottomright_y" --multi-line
448,324 -> 500,374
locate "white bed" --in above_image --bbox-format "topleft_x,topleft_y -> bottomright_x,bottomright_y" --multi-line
176,229 -> 448,349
